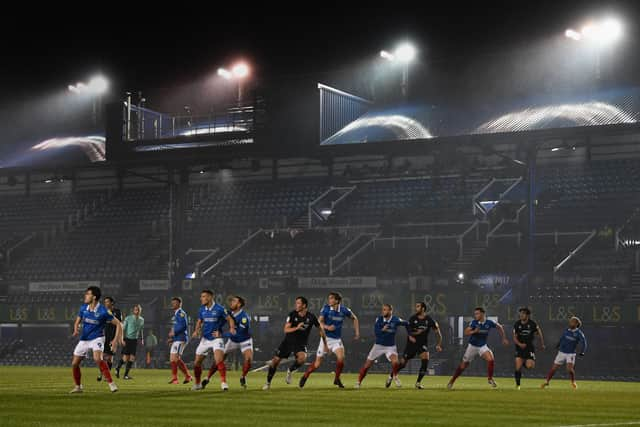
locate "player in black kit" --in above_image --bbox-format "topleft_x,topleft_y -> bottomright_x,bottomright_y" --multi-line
513,307 -> 545,389
263,296 -> 327,390
387,302 -> 443,389
98,296 -> 123,381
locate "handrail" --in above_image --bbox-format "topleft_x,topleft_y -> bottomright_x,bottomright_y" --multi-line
499,177 -> 523,200
554,230 -> 597,273
6,232 -> 36,265
201,228 -> 263,276
330,186 -> 356,208
472,178 -> 496,203
331,232 -> 380,275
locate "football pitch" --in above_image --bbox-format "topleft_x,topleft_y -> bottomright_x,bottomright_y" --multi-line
0,367 -> 638,427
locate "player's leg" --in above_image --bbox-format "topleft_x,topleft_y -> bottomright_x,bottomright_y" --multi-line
208,340 -> 234,381
175,342 -> 191,383
301,338 -> 328,386
480,348 -> 496,387
288,351 -> 307,381
264,355 -> 282,389
449,345 -> 475,388
239,347 -> 253,388
192,354 -> 207,389
356,358 -> 375,387
415,351 -> 429,389
357,345 -> 380,387
542,362 -> 562,387
332,347 -> 346,387
388,352 -> 402,388
566,362 -> 577,388
514,357 -> 524,388
169,350 -> 180,383
115,351 -> 125,378
213,344 -> 228,390
70,354 -> 84,393
93,349 -> 118,392
123,344 -> 136,379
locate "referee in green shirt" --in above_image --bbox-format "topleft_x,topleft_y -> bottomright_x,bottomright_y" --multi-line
116,304 -> 144,379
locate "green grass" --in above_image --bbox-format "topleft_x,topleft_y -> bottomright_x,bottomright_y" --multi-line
0,367 -> 639,427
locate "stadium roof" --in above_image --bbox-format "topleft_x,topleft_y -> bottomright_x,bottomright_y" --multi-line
321,87 -> 640,145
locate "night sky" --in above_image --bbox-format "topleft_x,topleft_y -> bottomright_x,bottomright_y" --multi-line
1,1 -> 639,154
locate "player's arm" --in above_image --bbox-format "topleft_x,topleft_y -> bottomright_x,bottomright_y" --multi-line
512,328 -> 526,349
536,325 -> 546,350
316,318 -> 328,348
226,313 -> 236,335
351,312 -> 360,340
72,316 -> 82,337
319,315 -> 335,331
283,320 -> 301,333
433,322 -> 443,351
192,318 -> 203,339
496,322 -> 510,346
578,331 -> 587,356
110,317 -> 124,348
464,323 -> 479,336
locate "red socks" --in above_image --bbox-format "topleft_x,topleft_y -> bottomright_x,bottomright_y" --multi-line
487,360 -> 495,380
546,368 -> 555,382
358,366 -> 369,383
171,361 -> 178,380
194,365 -> 202,384
98,361 -> 113,383
335,360 -> 344,380
303,364 -> 317,379
177,359 -> 190,378
207,363 -> 218,379
72,365 -> 81,386
569,371 -> 575,383
391,362 -> 400,377
451,365 -> 465,383
242,360 -> 251,377
217,361 -> 227,383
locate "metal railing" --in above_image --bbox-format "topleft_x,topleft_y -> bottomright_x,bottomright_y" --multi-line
124,102 -> 258,142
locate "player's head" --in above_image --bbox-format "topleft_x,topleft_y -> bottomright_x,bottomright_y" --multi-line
295,296 -> 308,312
328,292 -> 342,306
382,303 -> 393,317
230,295 -> 245,311
518,306 -> 531,321
84,286 -> 101,304
104,296 -> 115,309
473,306 -> 486,321
132,304 -> 142,316
200,289 -> 214,305
171,297 -> 182,310
415,302 -> 427,315
569,316 -> 582,329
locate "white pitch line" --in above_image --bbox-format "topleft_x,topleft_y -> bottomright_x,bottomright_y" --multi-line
557,422 -> 640,427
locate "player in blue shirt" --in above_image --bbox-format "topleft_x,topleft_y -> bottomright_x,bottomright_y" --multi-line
70,286 -> 123,393
191,289 -> 236,391
204,295 -> 253,389
447,307 -> 509,389
168,297 -> 192,385
355,304 -> 409,388
300,292 -> 360,389
542,316 -> 588,389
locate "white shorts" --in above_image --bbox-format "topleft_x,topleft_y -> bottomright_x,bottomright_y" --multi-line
366,344 -> 398,361
224,338 -> 254,354
195,338 -> 225,356
170,340 -> 187,355
554,351 -> 576,365
73,337 -> 105,358
316,337 -> 344,357
463,344 -> 492,363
